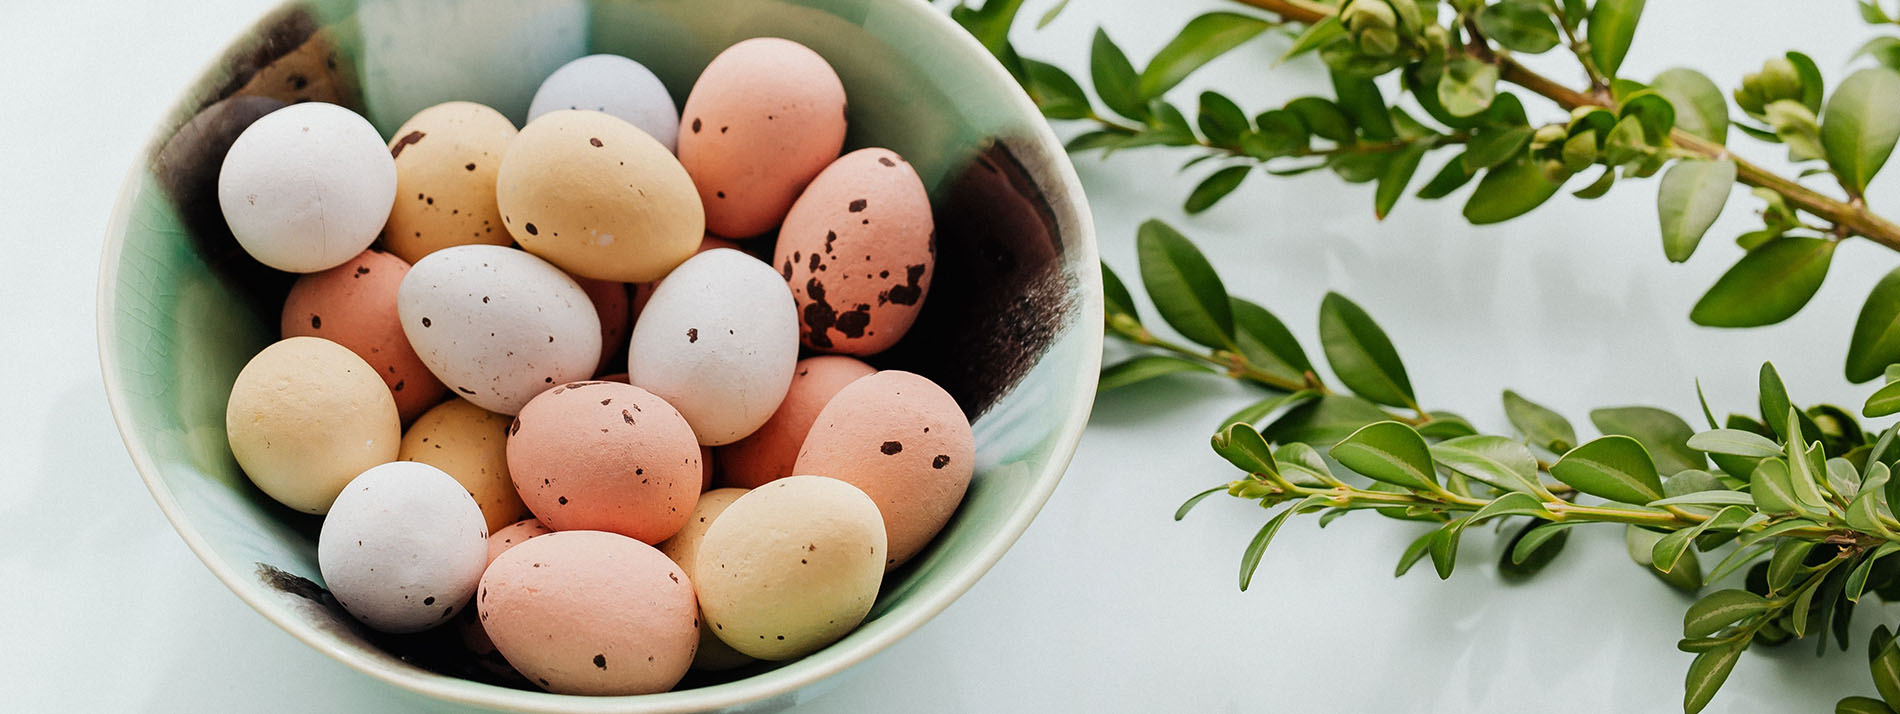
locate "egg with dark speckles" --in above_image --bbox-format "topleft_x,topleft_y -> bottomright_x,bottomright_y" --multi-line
678,38 -> 846,238
631,233 -> 746,322
656,488 -> 753,671
528,55 -> 680,152
226,336 -> 400,514
627,249 -> 798,446
717,355 -> 874,489
776,148 -> 933,356
794,370 -> 972,571
507,381 -> 701,543
479,530 -> 698,695
282,249 -> 445,423
496,110 -> 703,282
696,476 -> 884,660
398,245 -> 601,415
398,398 -> 529,532
487,518 -> 554,563
318,461 -> 488,634
381,101 -> 517,264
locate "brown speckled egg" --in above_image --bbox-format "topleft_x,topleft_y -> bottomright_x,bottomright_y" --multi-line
479,531 -> 698,695
487,518 -> 553,563
382,102 -> 517,263
793,370 -> 972,570
775,148 -> 933,355
656,488 -> 753,671
718,356 -> 874,489
632,234 -> 745,322
398,399 -> 529,532
575,277 -> 630,373
678,38 -> 847,238
282,249 -> 445,422
497,110 -> 703,282
507,381 -> 701,543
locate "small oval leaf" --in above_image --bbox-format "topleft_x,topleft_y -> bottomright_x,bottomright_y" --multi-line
1657,158 -> 1736,263
1136,219 -> 1235,348
1822,67 -> 1900,195
1318,293 -> 1416,408
1551,435 -> 1666,504
1690,236 -> 1836,328
1330,421 -> 1438,491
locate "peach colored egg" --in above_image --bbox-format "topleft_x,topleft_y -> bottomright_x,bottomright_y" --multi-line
678,38 -> 846,238
632,234 -> 745,321
717,356 -> 874,489
656,488 -> 753,671
793,370 -> 972,570
507,381 -> 701,543
381,101 -> 517,263
497,110 -> 703,282
479,531 -> 697,695
398,398 -> 529,533
282,249 -> 446,422
226,337 -> 400,514
775,148 -> 933,355
575,277 -> 630,373
487,518 -> 553,563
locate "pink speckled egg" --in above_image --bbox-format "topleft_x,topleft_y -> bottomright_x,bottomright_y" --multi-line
678,38 -> 846,238
479,531 -> 698,695
717,355 -> 874,489
507,381 -> 701,543
282,249 -> 445,422
487,517 -> 553,563
775,148 -> 933,355
575,276 -> 630,373
793,370 -> 972,570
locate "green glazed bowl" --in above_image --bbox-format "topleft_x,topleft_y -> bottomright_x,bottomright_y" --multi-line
97,0 -> 1100,711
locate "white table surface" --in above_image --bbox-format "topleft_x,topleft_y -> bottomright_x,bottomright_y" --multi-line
4,0 -> 1890,711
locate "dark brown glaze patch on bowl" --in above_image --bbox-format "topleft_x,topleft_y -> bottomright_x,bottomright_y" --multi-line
873,138 -> 1074,420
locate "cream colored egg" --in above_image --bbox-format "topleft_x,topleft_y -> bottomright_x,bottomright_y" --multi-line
496,110 -> 703,282
399,398 -> 529,533
656,488 -> 753,671
226,336 -> 401,514
696,476 -> 884,660
382,101 -> 517,263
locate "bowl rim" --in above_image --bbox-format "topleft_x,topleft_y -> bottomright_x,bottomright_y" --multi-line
96,1 -> 1103,711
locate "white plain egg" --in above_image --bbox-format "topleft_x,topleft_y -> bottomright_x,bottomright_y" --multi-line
628,249 -> 798,445
317,461 -> 489,633
217,102 -> 397,273
527,54 -> 680,152
398,245 -> 601,415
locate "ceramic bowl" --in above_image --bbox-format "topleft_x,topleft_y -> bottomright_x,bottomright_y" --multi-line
96,0 -> 1100,711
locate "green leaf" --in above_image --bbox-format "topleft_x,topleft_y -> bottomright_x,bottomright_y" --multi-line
1260,394 -> 1391,445
1464,157 -> 1563,224
1222,390 -> 1321,431
1478,0 -> 1560,53
1760,363 -> 1796,440
1374,142 -> 1429,219
1503,520 -> 1572,576
1838,697 -> 1897,714
1847,465 -> 1896,537
1684,644 -> 1743,714
1470,491 -> 1553,523
1417,411 -> 1479,439
1065,130 -> 1126,153
1034,0 -> 1070,28
950,0 -> 1027,57
1788,51 -> 1826,115
1102,262 -> 1140,324
1656,158 -> 1736,263
1274,442 -> 1335,482
1279,16 -> 1345,63
1174,486 -> 1225,521
1328,151 -> 1392,184
1231,297 -> 1313,381
1648,491 -> 1757,507
1429,518 -> 1468,579
1656,506 -> 1746,573
1091,29 -> 1147,121
1551,435 -> 1666,504
1198,92 -> 1250,146
1848,269 -> 1900,384
1437,57 -> 1500,117
1331,421 -> 1438,491
1138,12 -> 1276,100
1099,355 -> 1214,391
1238,507 -> 1295,591
1503,390 -> 1578,453
1592,406 -> 1706,474
1185,166 -> 1250,214
1465,126 -> 1534,172
1707,541 -> 1775,584
1317,292 -> 1416,408
1750,458 -> 1802,514
1684,589 -> 1773,638
1023,59 -> 1091,120
1689,236 -> 1836,327
1572,166 -> 1617,199
1686,429 -> 1783,459
1877,637 -> 1900,709
1864,0 -> 1894,24
1395,529 -> 1435,577
1866,379 -> 1900,417
1432,435 -> 1545,495
1417,154 -> 1476,199
1653,68 -> 1730,144
1332,74 -> 1396,141
1620,91 -> 1677,145
1786,425 -> 1834,514
1587,0 -> 1646,79
1211,422 -> 1279,475
1858,36 -> 1900,73
1286,97 -> 1355,143
1824,68 -> 1900,196
1136,219 -> 1235,349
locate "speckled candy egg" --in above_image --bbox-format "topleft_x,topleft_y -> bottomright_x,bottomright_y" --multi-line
678,38 -> 847,238
318,462 -> 488,633
776,148 -> 934,355
282,249 -> 445,422
218,102 -> 396,273
480,531 -> 698,695
381,102 -> 517,264
794,370 -> 973,570
717,356 -> 874,489
398,245 -> 601,415
631,234 -> 745,321
496,110 -> 702,282
398,399 -> 529,532
507,381 -> 701,543
226,337 -> 400,514
627,249 -> 798,445
528,55 -> 680,152
576,277 -> 630,373
656,488 -> 753,671
696,476 -> 885,660
487,518 -> 554,563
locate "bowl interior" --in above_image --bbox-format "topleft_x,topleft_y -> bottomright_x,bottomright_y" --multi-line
101,0 -> 1100,711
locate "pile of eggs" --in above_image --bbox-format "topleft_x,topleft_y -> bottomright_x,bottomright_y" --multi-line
217,38 -> 976,695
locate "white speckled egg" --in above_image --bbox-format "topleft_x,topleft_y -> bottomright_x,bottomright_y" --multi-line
226,336 -> 401,514
218,102 -> 396,273
398,245 -> 601,415
528,55 -> 680,152
696,476 -> 885,660
318,461 -> 489,633
627,249 -> 798,445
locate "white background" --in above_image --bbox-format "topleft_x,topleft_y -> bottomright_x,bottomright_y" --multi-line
2,0 -> 1894,711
